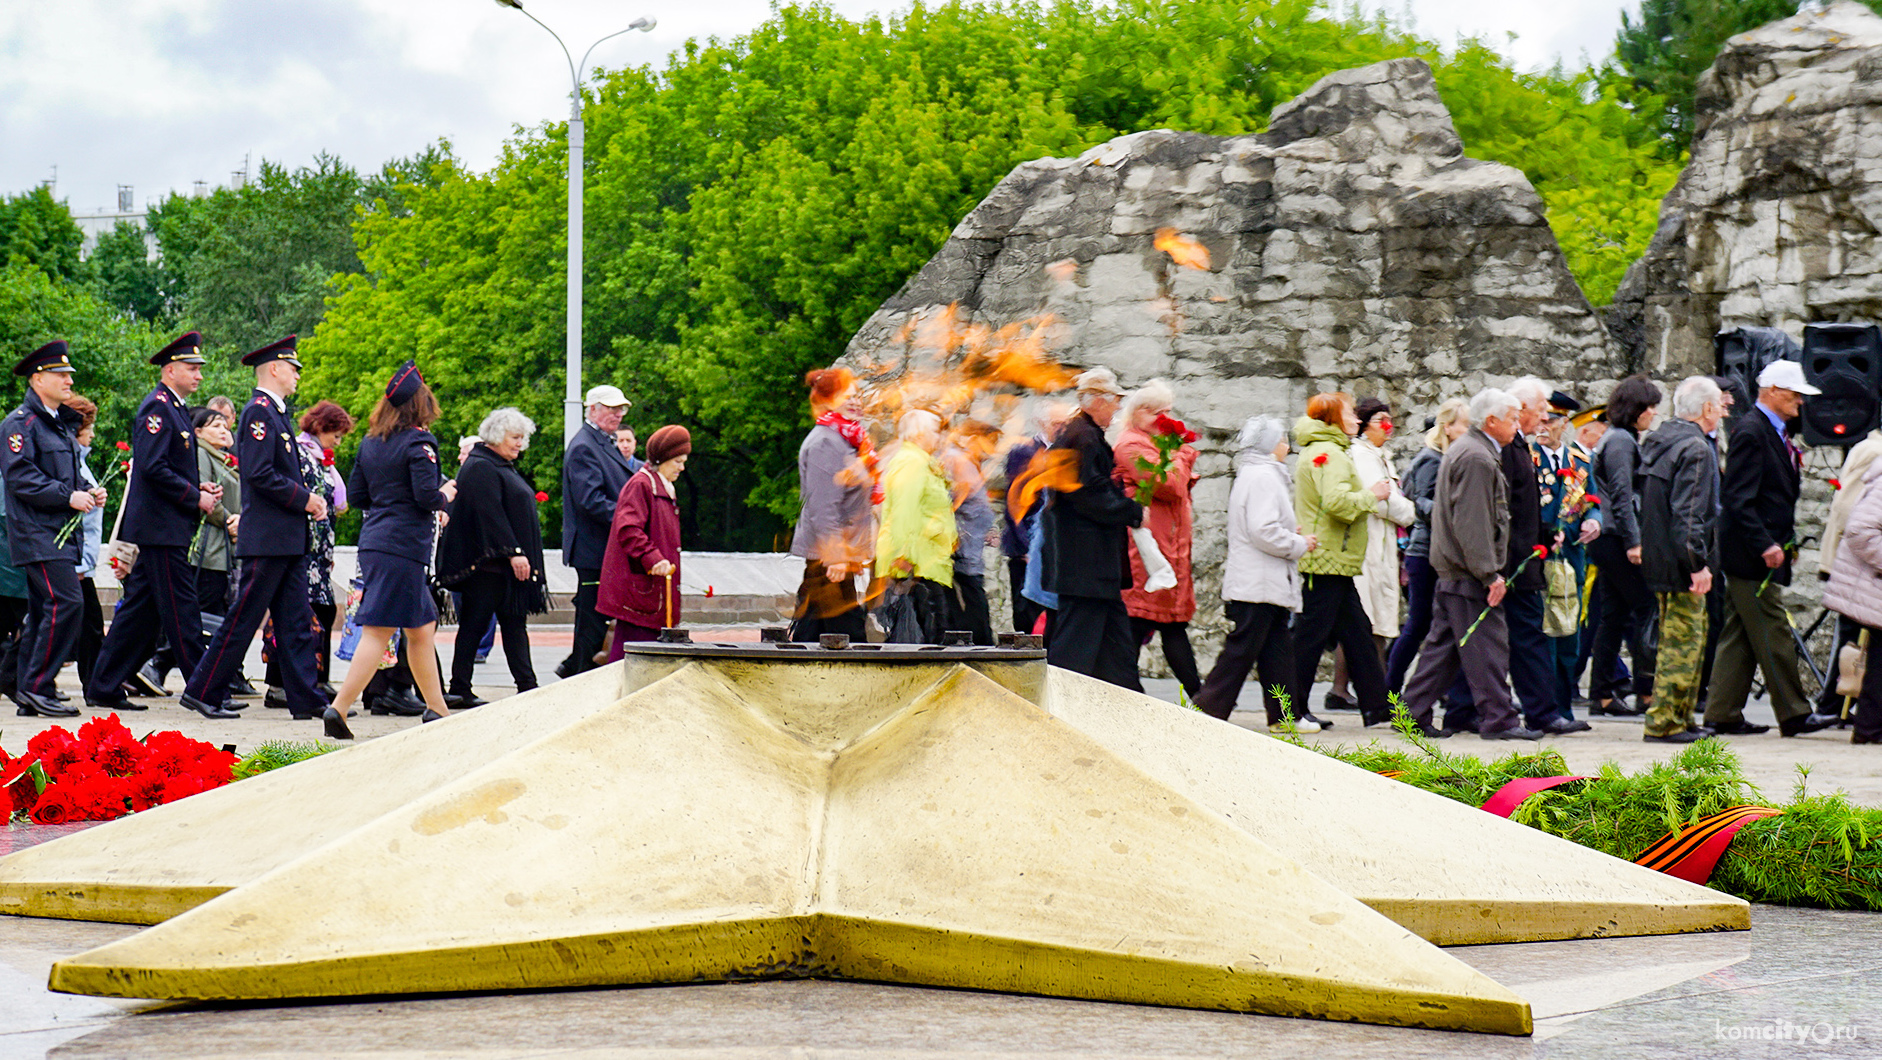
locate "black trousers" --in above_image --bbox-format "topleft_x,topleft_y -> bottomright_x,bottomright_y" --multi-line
197,567 -> 230,616
559,567 -> 607,675
450,571 -> 537,696
1131,616 -> 1200,698
1292,574 -> 1387,713
1590,557 -> 1656,701
75,576 -> 103,687
1195,601 -> 1298,722
790,560 -> 866,642
1048,594 -> 1142,691
946,571 -> 995,645
87,544 -> 201,700
17,561 -> 81,698
188,554 -> 320,713
268,601 -> 335,687
0,595 -> 27,695
1853,625 -> 1882,743
1009,557 -> 1043,634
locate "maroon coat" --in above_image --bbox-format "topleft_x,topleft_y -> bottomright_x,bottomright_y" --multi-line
598,467 -> 682,630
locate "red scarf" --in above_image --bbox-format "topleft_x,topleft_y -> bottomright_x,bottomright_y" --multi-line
817,411 -> 884,505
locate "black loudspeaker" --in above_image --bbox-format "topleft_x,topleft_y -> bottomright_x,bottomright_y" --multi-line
1800,322 -> 1882,447
1715,327 -> 1797,427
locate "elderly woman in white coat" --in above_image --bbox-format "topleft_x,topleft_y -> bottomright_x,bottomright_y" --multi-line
1821,458 -> 1882,746
1195,415 -> 1319,731
1326,395 -> 1416,709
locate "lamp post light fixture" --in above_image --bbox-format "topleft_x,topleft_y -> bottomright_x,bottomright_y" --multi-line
493,0 -> 656,441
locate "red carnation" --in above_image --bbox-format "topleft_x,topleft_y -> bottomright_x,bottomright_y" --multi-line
127,771 -> 169,812
114,440 -> 130,452
228,456 -> 239,470
321,448 -> 335,468
1831,478 -> 1843,491
1312,453 -> 1328,467
29,786 -> 77,825
1151,413 -> 1198,444
160,774 -> 206,804
1585,494 -> 1601,505
534,491 -> 549,503
1533,544 -> 1549,558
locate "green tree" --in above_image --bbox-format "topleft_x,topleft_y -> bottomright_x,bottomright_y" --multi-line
0,187 -> 87,283
305,0 -> 1690,545
1612,0 -> 1882,151
88,221 -> 170,323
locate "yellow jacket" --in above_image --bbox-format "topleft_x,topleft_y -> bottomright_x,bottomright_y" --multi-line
875,443 -> 957,585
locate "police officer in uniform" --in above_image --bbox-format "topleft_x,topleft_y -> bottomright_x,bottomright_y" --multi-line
179,335 -> 328,721
84,331 -> 223,712
0,341 -> 101,717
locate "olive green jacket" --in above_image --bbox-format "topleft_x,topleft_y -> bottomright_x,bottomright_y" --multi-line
1292,417 -> 1375,577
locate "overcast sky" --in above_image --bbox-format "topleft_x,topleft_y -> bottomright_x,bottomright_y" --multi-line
1,0 -> 1633,217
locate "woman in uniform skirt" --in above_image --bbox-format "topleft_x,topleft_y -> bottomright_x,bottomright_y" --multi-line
321,361 -> 456,739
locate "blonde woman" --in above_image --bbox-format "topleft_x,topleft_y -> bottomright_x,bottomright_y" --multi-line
1385,398 -> 1469,693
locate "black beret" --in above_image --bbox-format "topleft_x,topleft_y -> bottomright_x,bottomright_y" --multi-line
13,340 -> 74,377
151,331 -> 206,366
386,359 -> 424,406
241,335 -> 301,369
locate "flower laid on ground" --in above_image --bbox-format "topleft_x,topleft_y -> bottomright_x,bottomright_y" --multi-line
1460,545 -> 1549,646
1131,413 -> 1198,505
3,716 -> 237,824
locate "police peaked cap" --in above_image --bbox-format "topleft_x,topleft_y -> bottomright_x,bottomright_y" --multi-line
241,335 -> 302,369
386,359 -> 425,406
13,340 -> 75,377
152,331 -> 206,366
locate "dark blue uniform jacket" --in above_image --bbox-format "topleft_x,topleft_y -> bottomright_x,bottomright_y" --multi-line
0,391 -> 85,565
350,429 -> 448,563
120,384 -> 201,547
234,389 -> 312,558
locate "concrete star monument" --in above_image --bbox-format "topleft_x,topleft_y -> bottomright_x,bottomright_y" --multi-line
0,647 -> 1746,1037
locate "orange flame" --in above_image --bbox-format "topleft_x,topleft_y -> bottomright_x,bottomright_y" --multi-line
1154,227 -> 1210,270
1008,448 -> 1082,518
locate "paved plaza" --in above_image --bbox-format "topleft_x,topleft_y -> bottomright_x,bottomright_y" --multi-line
2,626 -> 1879,1058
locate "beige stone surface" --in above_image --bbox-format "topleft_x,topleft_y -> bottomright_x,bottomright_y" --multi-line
38,662 -> 1531,1034
1044,670 -> 1749,945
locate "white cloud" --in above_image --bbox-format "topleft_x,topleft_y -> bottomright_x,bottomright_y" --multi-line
1,0 -> 1626,217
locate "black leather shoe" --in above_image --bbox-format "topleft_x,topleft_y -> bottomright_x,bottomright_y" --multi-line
226,676 -> 262,699
317,682 -> 338,699
1541,718 -> 1593,734
323,706 -> 355,740
1709,719 -> 1771,735
15,690 -> 78,717
1413,721 -> 1451,739
1644,728 -> 1706,743
264,687 -> 290,709
1321,691 -> 1359,712
1360,708 -> 1391,727
1482,725 -> 1545,740
130,665 -> 170,697
1780,712 -> 1839,737
50,687 -> 70,702
448,692 -> 488,710
421,708 -> 445,724
85,694 -> 144,712
369,688 -> 426,716
1591,698 -> 1645,716
1299,712 -> 1333,730
179,692 -> 240,720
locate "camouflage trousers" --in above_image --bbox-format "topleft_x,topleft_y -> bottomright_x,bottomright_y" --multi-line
1649,591 -> 1708,737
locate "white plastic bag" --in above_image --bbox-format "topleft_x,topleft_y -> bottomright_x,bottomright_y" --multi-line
1132,525 -> 1178,592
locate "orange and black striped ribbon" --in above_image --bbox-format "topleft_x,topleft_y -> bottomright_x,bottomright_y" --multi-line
1634,806 -> 1783,884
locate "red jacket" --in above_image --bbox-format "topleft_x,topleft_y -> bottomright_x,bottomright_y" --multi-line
598,467 -> 682,630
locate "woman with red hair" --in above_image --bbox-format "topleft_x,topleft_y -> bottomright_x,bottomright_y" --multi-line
1291,391 -> 1393,728
787,367 -> 877,642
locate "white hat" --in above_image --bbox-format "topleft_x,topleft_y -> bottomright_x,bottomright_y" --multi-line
1073,367 -> 1125,397
583,384 -> 632,408
1757,359 -> 1822,396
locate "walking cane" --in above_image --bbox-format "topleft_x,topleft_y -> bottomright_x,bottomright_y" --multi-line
663,569 -> 674,629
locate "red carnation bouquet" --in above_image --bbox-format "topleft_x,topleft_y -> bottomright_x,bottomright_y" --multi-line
3,715 -> 236,824
1131,413 -> 1198,505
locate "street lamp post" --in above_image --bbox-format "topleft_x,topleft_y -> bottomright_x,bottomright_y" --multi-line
493,0 -> 655,441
